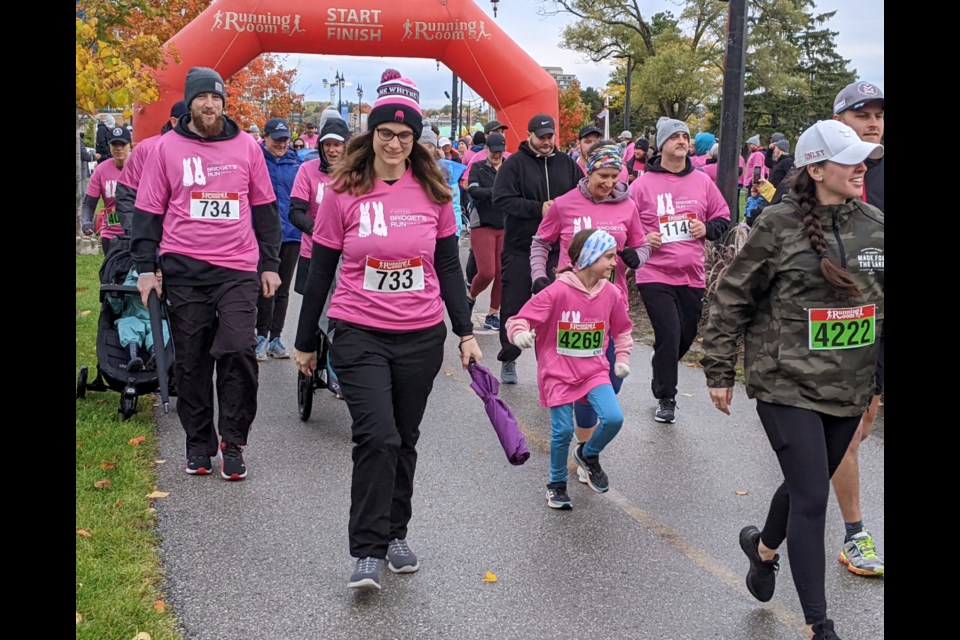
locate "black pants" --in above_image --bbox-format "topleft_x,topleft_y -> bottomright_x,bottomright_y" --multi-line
465,248 -> 478,283
756,401 -> 860,625
498,247 -> 558,362
165,278 -> 260,457
637,283 -> 704,399
256,242 -> 299,338
330,321 -> 446,558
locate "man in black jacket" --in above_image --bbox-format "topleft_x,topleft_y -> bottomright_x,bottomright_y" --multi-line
95,114 -> 115,164
767,138 -> 795,189
491,114 -> 581,384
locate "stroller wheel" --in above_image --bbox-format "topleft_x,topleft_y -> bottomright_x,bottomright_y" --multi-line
119,386 -> 139,421
77,366 -> 88,399
297,370 -> 314,422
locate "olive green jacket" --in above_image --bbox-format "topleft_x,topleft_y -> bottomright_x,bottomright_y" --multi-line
701,196 -> 884,417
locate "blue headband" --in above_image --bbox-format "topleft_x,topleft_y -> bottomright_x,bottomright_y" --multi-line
576,229 -> 617,270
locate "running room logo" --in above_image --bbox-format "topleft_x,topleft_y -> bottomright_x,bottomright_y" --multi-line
400,17 -> 491,41
181,157 -> 206,187
325,7 -> 383,41
210,9 -> 305,36
856,247 -> 884,273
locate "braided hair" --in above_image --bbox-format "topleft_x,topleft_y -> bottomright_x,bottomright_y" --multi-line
789,170 -> 862,297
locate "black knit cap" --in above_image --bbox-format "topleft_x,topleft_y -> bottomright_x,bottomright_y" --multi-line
184,67 -> 227,109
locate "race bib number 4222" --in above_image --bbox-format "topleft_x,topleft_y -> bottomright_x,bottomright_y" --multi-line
190,192 -> 240,219
808,305 -> 875,350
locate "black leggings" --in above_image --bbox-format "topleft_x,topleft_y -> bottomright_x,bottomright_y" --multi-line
756,401 -> 860,625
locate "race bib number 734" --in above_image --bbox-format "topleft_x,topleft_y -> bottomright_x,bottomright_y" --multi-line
363,256 -> 425,293
190,191 -> 240,219
808,305 -> 875,350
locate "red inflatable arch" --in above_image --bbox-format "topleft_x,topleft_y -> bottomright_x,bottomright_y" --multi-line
134,0 -> 558,150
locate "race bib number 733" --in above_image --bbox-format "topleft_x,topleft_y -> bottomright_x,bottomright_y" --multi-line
190,191 -> 240,219
363,256 -> 425,293
808,305 -> 875,350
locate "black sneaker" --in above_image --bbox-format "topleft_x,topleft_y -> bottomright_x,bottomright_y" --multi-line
655,397 -> 677,423
348,557 -> 384,590
811,619 -> 842,640
739,525 -> 779,602
387,538 -> 420,573
219,442 -> 247,481
185,455 -> 212,475
545,482 -> 572,510
572,443 -> 609,493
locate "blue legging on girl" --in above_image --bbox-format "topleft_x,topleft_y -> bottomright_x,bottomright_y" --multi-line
574,338 -> 623,428
550,383 -> 624,483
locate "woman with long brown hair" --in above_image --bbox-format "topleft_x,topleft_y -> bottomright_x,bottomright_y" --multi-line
701,119 -> 884,640
293,69 -> 481,591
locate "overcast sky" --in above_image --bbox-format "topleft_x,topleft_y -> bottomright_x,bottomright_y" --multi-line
285,0 -> 883,111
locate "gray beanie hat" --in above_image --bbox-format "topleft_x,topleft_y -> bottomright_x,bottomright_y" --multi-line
318,105 -> 342,132
771,132 -> 785,143
184,67 -> 226,109
774,139 -> 791,153
656,117 -> 690,151
746,134 -> 761,147
419,127 -> 439,147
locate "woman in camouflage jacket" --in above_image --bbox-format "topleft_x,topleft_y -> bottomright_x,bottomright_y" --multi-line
700,120 -> 883,640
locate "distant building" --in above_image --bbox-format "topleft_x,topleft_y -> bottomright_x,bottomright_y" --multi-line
542,66 -> 578,90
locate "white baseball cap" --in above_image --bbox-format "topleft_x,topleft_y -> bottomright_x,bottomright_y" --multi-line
794,120 -> 884,168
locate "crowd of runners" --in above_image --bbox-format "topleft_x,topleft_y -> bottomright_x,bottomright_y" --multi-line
83,64 -> 883,640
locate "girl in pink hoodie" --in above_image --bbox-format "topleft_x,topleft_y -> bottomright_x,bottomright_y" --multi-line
507,229 -> 633,509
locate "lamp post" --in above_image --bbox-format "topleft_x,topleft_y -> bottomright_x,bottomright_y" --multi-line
490,0 -> 499,18
614,53 -> 632,132
335,70 -> 345,111
356,84 -> 363,132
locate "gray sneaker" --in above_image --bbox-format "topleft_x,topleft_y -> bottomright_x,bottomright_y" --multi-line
500,360 -> 518,384
255,335 -> 268,361
387,538 -> 420,573
266,337 -> 290,359
839,530 -> 884,576
348,557 -> 384,590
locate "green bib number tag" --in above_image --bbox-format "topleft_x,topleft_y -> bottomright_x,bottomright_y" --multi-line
557,321 -> 605,358
808,305 -> 875,350
104,207 -> 120,226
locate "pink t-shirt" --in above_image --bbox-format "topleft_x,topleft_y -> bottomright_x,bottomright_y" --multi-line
538,187 -> 645,303
291,159 -> 331,259
506,272 -> 633,407
300,132 -> 320,149
743,150 -> 768,187
690,154 -> 708,168
134,131 -> 276,273
118,134 -> 161,191
701,162 -> 719,184
313,167 -> 458,332
629,168 -> 730,288
87,159 -> 125,240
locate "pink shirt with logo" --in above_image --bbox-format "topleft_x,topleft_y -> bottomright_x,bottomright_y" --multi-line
743,150 -> 768,187
300,132 -> 320,149
538,187 -> 645,303
118,134 -> 161,191
629,168 -> 730,288
312,167 -> 458,332
135,131 -> 276,273
506,272 -> 633,407
291,159 -> 332,259
87,159 -> 125,240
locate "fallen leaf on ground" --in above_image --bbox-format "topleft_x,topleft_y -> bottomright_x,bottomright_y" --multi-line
443,371 -> 453,376
93,479 -> 112,489
155,600 -> 165,613
735,491 -> 749,496
76,612 -> 82,624
128,436 -> 146,446
77,529 -> 92,538
114,499 -> 123,508
681,393 -> 695,398
100,461 -> 118,471
482,571 -> 498,583
154,460 -> 166,464
145,491 -> 170,499
79,310 -> 92,316
476,450 -> 484,455
133,633 -> 151,640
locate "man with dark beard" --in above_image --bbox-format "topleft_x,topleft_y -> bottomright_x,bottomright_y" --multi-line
132,67 -> 282,481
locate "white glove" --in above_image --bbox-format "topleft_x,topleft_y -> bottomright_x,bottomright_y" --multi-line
513,331 -> 536,349
614,363 -> 630,379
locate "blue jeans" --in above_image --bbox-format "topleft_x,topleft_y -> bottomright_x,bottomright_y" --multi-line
549,384 -> 624,483
574,338 -> 623,428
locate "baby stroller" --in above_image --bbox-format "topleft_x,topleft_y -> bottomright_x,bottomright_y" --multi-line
76,237 -> 177,420
296,325 -> 345,421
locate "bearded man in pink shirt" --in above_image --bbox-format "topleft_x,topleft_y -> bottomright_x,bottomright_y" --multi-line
630,117 -> 730,424
132,67 -> 282,481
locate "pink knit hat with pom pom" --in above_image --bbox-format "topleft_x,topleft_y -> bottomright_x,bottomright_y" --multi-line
366,68 -> 424,140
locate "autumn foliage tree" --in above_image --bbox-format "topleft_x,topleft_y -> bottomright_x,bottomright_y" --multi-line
225,55 -> 305,130
558,80 -> 589,148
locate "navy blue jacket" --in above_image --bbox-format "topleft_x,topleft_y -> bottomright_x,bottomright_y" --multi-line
262,145 -> 303,243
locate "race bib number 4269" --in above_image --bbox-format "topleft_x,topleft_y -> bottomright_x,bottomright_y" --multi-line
557,321 -> 606,357
808,305 -> 875,350
363,256 -> 425,293
190,192 -> 240,219
659,213 -> 697,243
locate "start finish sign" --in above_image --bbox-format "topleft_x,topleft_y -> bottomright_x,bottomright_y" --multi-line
808,305 -> 876,350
